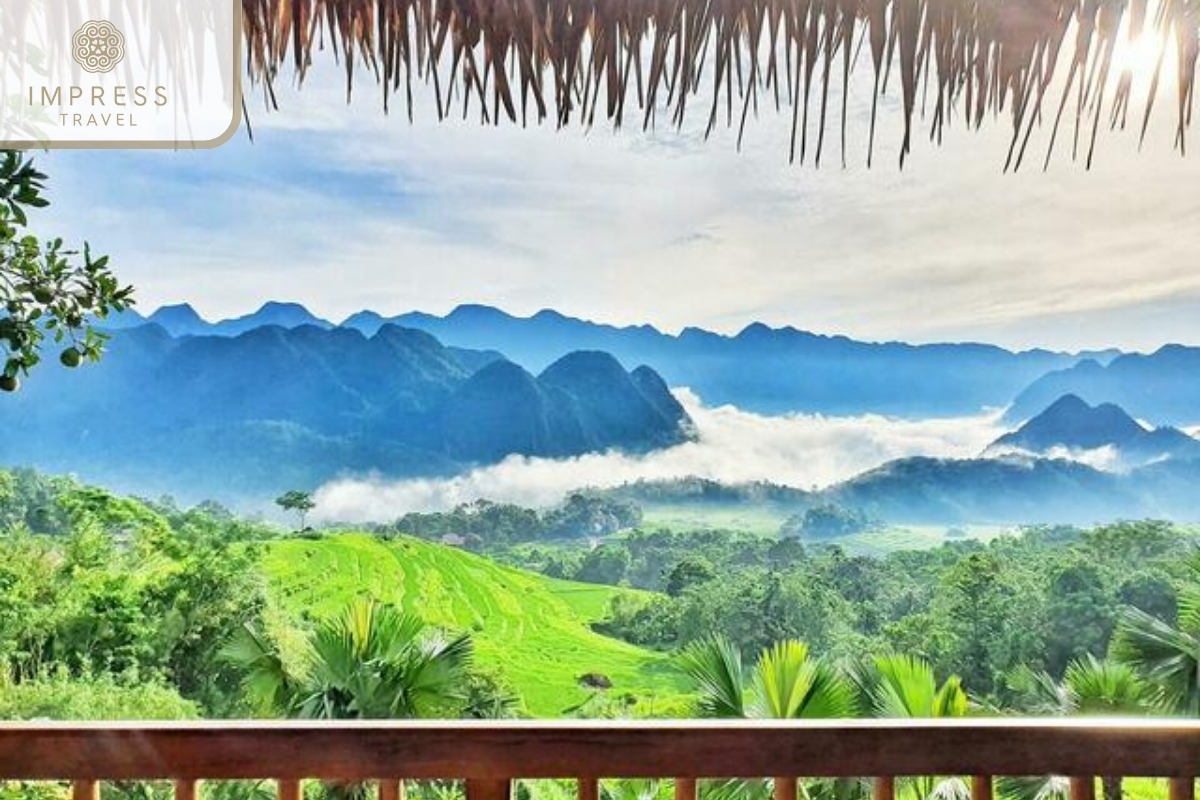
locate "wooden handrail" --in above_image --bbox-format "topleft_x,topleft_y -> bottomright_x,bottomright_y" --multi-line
0,720 -> 1195,783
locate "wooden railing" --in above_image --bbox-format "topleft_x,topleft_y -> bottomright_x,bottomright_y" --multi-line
0,720 -> 1196,800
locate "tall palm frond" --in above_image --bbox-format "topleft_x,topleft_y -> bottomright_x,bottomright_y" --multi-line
678,637 -> 747,718
678,638 -> 855,800
1002,657 -> 1151,800
1005,666 -> 1075,716
222,599 -> 472,721
856,654 -> 968,800
750,641 -> 856,720
1112,601 -> 1200,716
387,631 -> 474,718
219,624 -> 299,715
996,777 -> 1070,800
1064,656 -> 1153,715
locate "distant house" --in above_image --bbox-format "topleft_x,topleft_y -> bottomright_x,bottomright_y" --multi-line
440,533 -> 466,547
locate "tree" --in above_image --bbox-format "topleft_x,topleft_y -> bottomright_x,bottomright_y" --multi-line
0,151 -> 134,392
274,490 -> 316,530
576,545 -> 631,586
665,557 -> 715,597
221,599 -> 473,719
1043,561 -> 1115,676
941,553 -> 1015,695
781,504 -> 873,540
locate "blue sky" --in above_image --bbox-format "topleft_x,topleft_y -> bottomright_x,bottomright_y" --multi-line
36,66 -> 1200,353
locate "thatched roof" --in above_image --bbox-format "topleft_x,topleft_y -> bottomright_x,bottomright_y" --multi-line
241,0 -> 1197,168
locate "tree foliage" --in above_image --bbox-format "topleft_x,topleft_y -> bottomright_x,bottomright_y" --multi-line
0,151 -> 133,392
0,469 -> 267,715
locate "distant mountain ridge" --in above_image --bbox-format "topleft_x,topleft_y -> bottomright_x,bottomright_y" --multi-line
136,301 -> 335,337
607,452 -> 1200,525
1007,346 -> 1200,426
988,395 -> 1200,468
116,301 -> 1099,416
0,323 -> 690,503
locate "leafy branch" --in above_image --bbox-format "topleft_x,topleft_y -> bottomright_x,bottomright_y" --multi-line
0,149 -> 134,392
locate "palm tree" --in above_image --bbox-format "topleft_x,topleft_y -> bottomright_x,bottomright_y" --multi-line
1002,656 -> 1153,800
678,637 -> 856,721
855,655 -> 970,800
1111,560 -> 1200,717
221,599 -> 473,719
678,637 -> 856,800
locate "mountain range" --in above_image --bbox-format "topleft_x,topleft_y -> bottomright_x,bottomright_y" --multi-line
16,301 -> 1197,521
108,302 -> 1115,417
0,323 -> 689,502
829,394 -> 1200,523
608,451 -> 1200,525
988,395 -> 1200,468
1006,346 -> 1200,426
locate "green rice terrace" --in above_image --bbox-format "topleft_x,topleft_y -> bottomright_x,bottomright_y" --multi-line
262,534 -> 688,716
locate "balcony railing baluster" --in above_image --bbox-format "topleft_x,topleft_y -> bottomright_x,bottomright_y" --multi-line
874,775 -> 896,800
278,778 -> 302,800
379,779 -> 404,800
1070,777 -> 1096,800
972,775 -> 993,800
175,779 -> 199,800
1170,778 -> 1197,800
72,780 -> 99,800
674,777 -> 697,800
578,777 -> 600,800
466,778 -> 511,800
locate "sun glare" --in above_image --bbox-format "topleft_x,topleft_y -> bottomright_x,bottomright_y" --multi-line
1112,28 -> 1170,81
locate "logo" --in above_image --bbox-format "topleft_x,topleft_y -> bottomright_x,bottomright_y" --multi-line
71,21 -> 125,74
3,0 -> 240,148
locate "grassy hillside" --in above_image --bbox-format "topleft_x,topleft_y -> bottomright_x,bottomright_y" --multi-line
260,533 -> 688,716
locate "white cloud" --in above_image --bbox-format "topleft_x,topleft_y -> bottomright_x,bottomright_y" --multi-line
311,388 -> 1006,522
988,443 -> 1128,473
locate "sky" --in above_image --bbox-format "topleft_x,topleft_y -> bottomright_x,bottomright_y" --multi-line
34,50 -> 1200,354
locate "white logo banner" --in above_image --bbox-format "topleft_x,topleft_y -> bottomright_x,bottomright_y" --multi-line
1,0 -> 240,148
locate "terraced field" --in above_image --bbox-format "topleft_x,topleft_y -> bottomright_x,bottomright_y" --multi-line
260,534 -> 688,716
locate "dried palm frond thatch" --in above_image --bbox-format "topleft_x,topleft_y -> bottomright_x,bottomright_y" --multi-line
240,0 -> 1198,168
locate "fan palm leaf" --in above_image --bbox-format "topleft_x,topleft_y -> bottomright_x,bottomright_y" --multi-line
219,624 -> 299,715
1064,656 -> 1153,715
222,599 -> 471,721
996,777 -> 1070,800
856,654 -> 968,800
1112,603 -> 1200,716
678,637 -> 747,719
750,641 -> 856,720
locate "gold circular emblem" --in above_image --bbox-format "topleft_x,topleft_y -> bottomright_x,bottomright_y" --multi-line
72,21 -> 126,74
